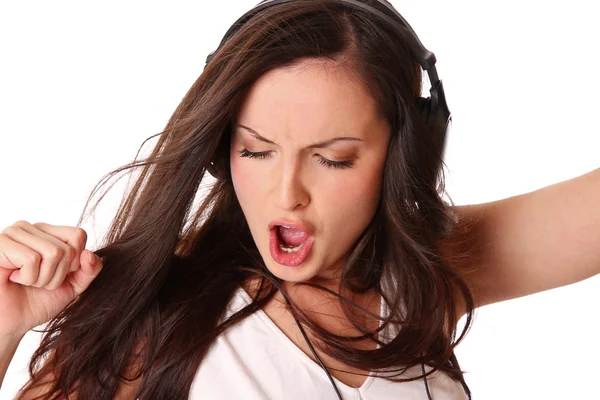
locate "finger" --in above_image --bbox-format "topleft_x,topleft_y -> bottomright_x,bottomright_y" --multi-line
0,233 -> 35,285
16,222 -> 77,287
0,265 -> 12,285
45,246 -> 76,290
0,233 -> 23,270
2,224 -> 65,287
0,230 -> 42,286
33,222 -> 87,273
67,249 -> 103,296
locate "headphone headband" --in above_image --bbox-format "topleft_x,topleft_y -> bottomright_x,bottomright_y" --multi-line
208,0 -> 436,71
205,0 -> 452,180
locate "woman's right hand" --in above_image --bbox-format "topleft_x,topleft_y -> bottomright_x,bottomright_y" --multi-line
0,221 -> 103,339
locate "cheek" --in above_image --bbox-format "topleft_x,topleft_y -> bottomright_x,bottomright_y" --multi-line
230,152 -> 251,204
326,157 -> 384,208
230,153 -> 268,216
322,167 -> 384,236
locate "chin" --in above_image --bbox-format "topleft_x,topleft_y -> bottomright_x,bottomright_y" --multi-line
264,261 -> 320,284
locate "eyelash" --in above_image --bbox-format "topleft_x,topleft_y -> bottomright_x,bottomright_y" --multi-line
238,148 -> 354,170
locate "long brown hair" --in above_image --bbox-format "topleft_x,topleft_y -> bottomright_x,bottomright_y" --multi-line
17,1 -> 475,398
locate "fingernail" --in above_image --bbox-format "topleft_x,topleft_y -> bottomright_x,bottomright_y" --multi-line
88,250 -> 96,266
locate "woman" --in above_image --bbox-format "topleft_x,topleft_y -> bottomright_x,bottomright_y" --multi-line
1,0 -> 598,399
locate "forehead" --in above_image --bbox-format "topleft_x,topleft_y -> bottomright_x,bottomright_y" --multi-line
235,60 -> 389,142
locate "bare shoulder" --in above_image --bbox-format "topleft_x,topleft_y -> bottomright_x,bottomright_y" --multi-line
439,202 -> 492,320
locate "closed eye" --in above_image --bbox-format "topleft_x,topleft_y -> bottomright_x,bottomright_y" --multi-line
316,157 -> 354,169
238,148 -> 354,169
238,148 -> 270,159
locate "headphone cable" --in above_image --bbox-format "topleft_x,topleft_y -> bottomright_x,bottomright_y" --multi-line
290,305 -> 344,399
287,295 -> 434,400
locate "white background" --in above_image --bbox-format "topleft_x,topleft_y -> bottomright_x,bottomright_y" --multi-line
1,1 -> 599,399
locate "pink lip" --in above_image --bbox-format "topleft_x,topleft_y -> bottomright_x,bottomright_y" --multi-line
268,219 -> 314,234
269,226 -> 314,267
267,218 -> 315,267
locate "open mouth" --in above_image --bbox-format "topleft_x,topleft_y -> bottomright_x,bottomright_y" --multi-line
276,225 -> 308,252
269,225 -> 314,266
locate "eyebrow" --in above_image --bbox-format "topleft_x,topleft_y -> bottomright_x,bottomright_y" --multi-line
236,124 -> 363,149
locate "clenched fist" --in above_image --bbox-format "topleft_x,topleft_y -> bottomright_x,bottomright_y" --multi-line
0,221 -> 103,338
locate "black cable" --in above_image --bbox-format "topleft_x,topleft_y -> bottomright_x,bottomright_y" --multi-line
286,291 -> 438,400
421,359 -> 433,400
291,310 -> 436,400
290,308 -> 344,400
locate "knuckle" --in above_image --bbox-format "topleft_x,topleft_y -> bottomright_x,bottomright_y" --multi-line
25,251 -> 41,266
13,220 -> 31,229
47,247 -> 64,262
73,227 -> 87,245
1,226 -> 16,236
74,228 -> 87,241
18,253 -> 41,286
63,246 -> 76,263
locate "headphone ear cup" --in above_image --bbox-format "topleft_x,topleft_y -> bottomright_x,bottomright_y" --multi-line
416,96 -> 431,120
207,158 -> 229,180
415,95 -> 448,185
207,161 -> 220,179
416,96 -> 445,141
207,133 -> 232,180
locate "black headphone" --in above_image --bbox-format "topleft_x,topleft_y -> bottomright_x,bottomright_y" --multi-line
204,1 -> 461,398
205,0 -> 452,178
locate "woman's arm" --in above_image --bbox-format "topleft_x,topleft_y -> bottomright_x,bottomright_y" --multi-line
0,333 -> 24,389
445,167 -> 600,312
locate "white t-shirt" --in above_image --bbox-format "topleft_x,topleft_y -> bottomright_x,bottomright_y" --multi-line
189,286 -> 469,399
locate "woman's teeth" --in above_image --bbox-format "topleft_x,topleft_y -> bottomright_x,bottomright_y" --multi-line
279,241 -> 304,252
269,225 -> 314,266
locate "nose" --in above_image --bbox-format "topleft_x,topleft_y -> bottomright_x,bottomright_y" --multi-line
274,160 -> 310,211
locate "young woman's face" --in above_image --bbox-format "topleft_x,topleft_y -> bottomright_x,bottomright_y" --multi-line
230,59 -> 391,284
